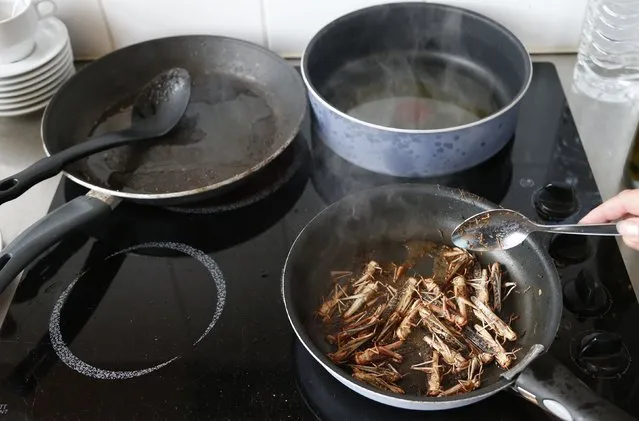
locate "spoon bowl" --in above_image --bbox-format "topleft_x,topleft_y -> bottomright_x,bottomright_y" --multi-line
451,209 -> 536,251
130,67 -> 191,134
452,208 -> 620,252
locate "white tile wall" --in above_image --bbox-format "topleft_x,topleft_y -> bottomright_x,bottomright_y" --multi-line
100,0 -> 265,50
264,0 -> 588,55
58,0 -> 588,59
54,0 -> 112,58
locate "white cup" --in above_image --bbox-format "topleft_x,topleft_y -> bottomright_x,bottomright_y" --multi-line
0,0 -> 57,64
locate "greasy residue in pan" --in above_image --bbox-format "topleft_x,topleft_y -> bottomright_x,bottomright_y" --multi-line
70,73 -> 278,194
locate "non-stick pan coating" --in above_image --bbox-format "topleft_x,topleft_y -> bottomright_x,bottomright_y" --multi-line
41,35 -> 307,203
282,184 -> 562,410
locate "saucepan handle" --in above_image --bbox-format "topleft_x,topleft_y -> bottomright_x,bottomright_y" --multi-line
514,352 -> 637,421
0,191 -> 119,296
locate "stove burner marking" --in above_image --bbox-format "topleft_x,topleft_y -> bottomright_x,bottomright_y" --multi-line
519,178 -> 535,188
49,242 -> 226,379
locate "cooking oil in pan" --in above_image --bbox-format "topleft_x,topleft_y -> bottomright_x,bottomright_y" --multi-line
322,53 -> 504,130
73,73 -> 277,194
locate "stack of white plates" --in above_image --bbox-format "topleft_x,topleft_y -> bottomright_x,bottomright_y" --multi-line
0,17 -> 74,117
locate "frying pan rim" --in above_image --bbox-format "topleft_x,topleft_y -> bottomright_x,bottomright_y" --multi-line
40,34 -> 308,202
300,1 -> 533,134
281,183 -> 562,407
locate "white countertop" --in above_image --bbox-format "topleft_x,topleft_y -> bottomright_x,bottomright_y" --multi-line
0,54 -> 638,321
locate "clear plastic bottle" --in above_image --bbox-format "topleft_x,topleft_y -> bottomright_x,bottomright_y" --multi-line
572,0 -> 639,102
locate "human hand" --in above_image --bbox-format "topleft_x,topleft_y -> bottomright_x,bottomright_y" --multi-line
580,189 -> 639,251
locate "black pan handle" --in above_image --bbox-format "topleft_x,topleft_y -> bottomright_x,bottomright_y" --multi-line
0,191 -> 119,296
0,130 -> 138,206
514,352 -> 637,421
0,156 -> 66,204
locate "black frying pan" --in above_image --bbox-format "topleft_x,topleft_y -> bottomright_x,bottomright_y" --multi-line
282,184 -> 636,421
0,35 -> 306,295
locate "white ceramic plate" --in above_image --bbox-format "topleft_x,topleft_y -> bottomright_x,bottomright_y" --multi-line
0,65 -> 74,110
0,43 -> 71,91
0,18 -> 69,79
0,41 -> 71,87
0,47 -> 73,96
0,96 -> 49,117
0,66 -> 75,116
0,61 -> 74,104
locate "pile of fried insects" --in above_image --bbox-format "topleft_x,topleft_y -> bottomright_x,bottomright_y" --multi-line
315,240 -> 521,397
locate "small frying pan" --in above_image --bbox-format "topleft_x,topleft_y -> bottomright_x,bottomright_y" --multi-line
0,35 -> 307,295
281,184 -> 636,421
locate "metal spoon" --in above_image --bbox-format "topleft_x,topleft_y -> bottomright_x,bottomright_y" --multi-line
451,209 -> 620,252
0,67 -> 192,206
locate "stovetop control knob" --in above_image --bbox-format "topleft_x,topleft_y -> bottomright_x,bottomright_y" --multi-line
533,183 -> 577,221
570,331 -> 631,379
562,270 -> 611,317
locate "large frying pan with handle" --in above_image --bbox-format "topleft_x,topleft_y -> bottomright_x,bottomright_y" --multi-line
0,35 -> 307,295
282,184 -> 636,421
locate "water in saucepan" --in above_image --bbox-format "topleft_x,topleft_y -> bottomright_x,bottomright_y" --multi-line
321,53 -> 506,130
